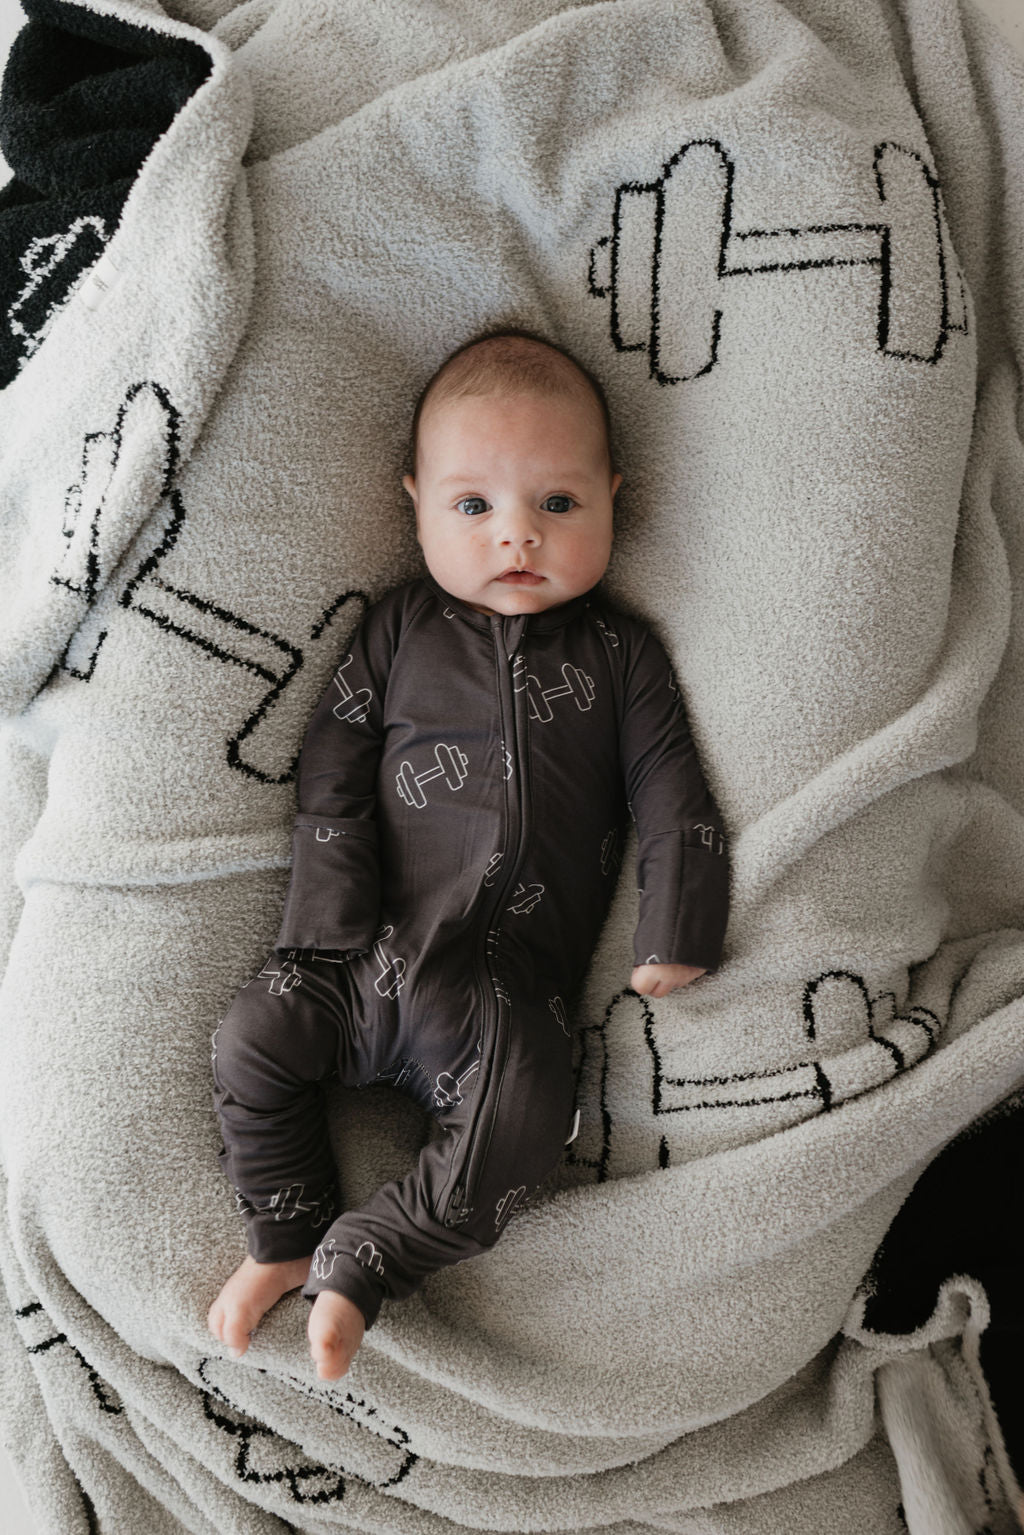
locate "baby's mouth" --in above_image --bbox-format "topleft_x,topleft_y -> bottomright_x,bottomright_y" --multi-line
496,568 -> 543,585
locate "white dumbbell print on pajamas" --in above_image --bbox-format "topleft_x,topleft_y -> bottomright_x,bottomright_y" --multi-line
311,1238 -> 340,1281
395,743 -> 469,807
311,1236 -> 384,1281
512,653 -> 595,722
330,653 -> 373,724
592,615 -> 619,647
372,925 -> 406,997
433,1059 -> 480,1111
249,1182 -> 335,1228
495,1186 -> 528,1232
695,821 -> 726,856
251,955 -> 302,995
507,882 -> 544,914
600,828 -> 621,876
356,1241 -> 385,1277
548,996 -> 570,1036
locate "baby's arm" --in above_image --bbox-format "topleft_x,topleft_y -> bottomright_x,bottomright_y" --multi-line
617,621 -> 730,981
631,962 -> 707,996
275,598 -> 398,954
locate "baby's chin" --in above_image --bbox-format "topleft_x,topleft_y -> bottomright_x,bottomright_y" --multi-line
476,588 -> 561,616
474,577 -> 596,616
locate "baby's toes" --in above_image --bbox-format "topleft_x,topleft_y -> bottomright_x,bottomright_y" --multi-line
206,1295 -> 230,1344
317,1346 -> 353,1380
309,1326 -> 349,1380
308,1292 -> 363,1380
207,1286 -> 257,1357
220,1301 -> 258,1357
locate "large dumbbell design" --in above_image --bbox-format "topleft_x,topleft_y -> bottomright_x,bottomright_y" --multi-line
395,742 -> 469,808
513,654 -> 596,723
52,382 -> 372,785
589,138 -> 967,382
331,653 -> 372,723
568,970 -> 943,1182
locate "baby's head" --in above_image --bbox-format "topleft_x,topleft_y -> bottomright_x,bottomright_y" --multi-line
403,331 -> 621,616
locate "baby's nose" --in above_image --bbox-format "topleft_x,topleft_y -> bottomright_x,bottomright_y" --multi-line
498,505 -> 541,545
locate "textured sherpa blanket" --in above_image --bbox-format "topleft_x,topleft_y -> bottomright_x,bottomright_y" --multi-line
1,0 -> 1023,1531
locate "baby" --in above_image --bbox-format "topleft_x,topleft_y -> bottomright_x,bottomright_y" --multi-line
208,331 -> 730,1380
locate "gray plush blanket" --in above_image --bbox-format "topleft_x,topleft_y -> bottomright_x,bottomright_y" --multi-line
1,0 -> 1023,1530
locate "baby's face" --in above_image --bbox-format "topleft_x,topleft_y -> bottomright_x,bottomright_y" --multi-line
403,390 -> 620,616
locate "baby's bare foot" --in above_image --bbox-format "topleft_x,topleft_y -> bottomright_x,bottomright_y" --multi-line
307,1289 -> 366,1380
208,1253 -> 312,1358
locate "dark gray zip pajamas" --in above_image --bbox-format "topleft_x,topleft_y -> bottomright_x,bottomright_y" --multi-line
212,577 -> 730,1327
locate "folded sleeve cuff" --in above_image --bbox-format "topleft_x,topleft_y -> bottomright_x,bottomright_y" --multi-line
633,828 -> 730,971
302,1249 -> 384,1330
275,815 -> 379,952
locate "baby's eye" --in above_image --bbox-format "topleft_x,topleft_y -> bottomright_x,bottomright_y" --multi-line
456,496 -> 489,516
542,495 -> 575,515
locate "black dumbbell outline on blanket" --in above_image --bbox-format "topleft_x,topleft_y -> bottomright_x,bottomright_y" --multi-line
14,1295 -> 420,1500
195,1358 -> 417,1498
48,380 -> 369,785
568,969 -> 940,1181
589,137 -> 968,385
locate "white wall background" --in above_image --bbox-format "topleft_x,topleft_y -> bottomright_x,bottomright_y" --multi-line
0,0 -> 1021,1530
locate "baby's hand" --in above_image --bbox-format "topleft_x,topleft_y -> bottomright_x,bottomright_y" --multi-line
630,962 -> 707,997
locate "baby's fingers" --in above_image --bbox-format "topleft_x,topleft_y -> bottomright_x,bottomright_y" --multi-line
631,963 -> 705,996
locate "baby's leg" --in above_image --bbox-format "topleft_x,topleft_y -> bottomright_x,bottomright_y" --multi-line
209,951 -> 352,1358
302,994 -> 576,1349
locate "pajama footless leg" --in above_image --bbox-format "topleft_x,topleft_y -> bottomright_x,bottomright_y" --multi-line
212,950 -> 382,1263
301,993 -> 577,1327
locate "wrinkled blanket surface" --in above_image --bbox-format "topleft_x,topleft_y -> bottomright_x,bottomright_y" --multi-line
1,0 -> 1023,1530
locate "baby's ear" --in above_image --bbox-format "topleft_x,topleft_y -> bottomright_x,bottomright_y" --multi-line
401,473 -> 418,506
610,471 -> 622,499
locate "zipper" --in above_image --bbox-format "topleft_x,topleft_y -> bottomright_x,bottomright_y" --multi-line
444,612 -> 529,1226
